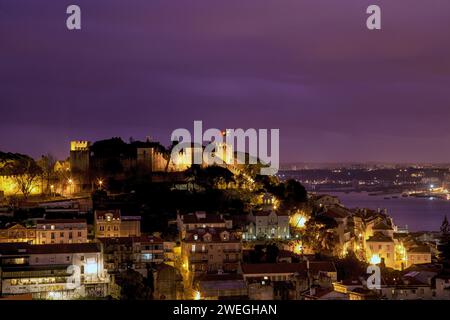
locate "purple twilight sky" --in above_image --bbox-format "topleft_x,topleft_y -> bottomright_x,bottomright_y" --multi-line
1,0 -> 450,163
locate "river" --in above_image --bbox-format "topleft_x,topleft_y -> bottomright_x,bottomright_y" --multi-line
324,192 -> 450,232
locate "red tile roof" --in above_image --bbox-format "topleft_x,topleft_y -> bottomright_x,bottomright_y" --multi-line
36,219 -> 86,225
372,221 -> 393,231
241,261 -> 336,275
253,210 -> 288,217
366,232 -> 394,243
181,214 -> 225,224
184,228 -> 240,243
98,235 -> 163,246
95,209 -> 121,219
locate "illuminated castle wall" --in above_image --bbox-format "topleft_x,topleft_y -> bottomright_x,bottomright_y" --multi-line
137,147 -> 168,172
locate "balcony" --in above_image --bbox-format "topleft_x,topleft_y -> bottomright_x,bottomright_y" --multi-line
223,248 -> 240,253
190,249 -> 208,254
189,258 -> 208,264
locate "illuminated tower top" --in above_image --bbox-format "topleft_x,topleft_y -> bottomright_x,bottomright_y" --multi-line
70,140 -> 90,151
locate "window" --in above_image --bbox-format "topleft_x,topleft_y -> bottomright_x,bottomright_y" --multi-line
99,226 -> 104,231
69,232 -> 73,239
60,232 -> 64,237
66,256 -> 70,262
142,253 -> 153,261
191,244 -> 196,252
77,232 -> 82,237
51,233 -> 55,239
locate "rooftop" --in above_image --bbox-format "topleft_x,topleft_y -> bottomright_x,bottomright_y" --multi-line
366,232 -> 394,243
241,261 -> 336,275
0,243 -> 100,255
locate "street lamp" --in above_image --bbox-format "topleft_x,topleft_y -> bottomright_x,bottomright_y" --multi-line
68,179 -> 73,195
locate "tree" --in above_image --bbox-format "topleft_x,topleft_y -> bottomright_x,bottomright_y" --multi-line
335,251 -> 367,281
266,243 -> 279,263
302,218 -> 336,255
282,179 -> 307,209
248,245 -> 265,263
116,269 -> 152,300
185,165 -> 235,189
38,153 -> 56,195
204,166 -> 235,189
441,216 -> 449,235
3,156 -> 42,199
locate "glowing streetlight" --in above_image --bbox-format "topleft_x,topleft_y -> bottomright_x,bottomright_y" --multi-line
67,179 -> 74,195
98,179 -> 104,190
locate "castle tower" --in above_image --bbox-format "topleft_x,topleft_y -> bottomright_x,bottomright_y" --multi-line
69,140 -> 90,173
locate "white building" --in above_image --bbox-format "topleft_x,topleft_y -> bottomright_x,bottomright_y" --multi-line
35,219 -> 88,244
246,210 -> 290,240
0,243 -> 109,299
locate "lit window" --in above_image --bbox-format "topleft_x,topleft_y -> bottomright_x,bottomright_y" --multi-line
142,253 -> 153,260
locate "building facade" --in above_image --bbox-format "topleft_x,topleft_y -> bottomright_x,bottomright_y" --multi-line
181,228 -> 242,278
0,224 -> 36,244
35,219 -> 88,245
94,209 -> 141,238
246,210 -> 290,240
0,243 -> 109,299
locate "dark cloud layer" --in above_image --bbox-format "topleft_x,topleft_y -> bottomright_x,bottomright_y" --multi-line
1,0 -> 450,162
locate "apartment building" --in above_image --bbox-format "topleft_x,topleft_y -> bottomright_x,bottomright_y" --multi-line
0,242 -> 109,299
100,235 -> 165,277
176,211 -> 231,239
35,219 -> 87,244
181,227 -> 242,277
94,209 -> 141,238
0,224 -> 36,244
